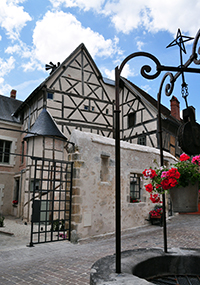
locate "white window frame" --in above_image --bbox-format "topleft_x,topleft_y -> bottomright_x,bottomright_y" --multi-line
0,135 -> 17,166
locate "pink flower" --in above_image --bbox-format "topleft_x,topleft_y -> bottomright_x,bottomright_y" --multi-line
161,171 -> 168,178
192,155 -> 200,166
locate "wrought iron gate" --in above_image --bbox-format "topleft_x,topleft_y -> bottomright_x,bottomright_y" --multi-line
29,157 -> 73,246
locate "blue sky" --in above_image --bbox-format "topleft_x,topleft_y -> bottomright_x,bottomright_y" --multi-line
1,0 -> 200,121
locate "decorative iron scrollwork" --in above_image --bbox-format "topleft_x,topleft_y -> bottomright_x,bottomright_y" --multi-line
158,72 -> 175,98
118,51 -> 161,80
192,29 -> 200,65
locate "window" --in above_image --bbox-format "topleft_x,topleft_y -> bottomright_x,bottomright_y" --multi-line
30,180 -> 40,192
21,141 -> 25,164
130,174 -> 141,202
13,178 -> 20,202
137,135 -> 146,146
128,111 -> 136,128
100,154 -> 110,182
84,105 -> 95,111
47,92 -> 54,100
0,140 -> 11,163
84,105 -> 89,111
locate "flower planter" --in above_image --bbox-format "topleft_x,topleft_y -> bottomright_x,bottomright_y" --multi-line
151,215 -> 162,219
169,182 -> 199,213
150,215 -> 163,226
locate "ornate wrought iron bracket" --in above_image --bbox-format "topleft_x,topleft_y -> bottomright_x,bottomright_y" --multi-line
115,29 -> 200,273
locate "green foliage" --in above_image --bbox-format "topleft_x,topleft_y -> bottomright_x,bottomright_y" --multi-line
174,160 -> 200,187
51,219 -> 66,231
51,219 -> 60,231
154,204 -> 163,211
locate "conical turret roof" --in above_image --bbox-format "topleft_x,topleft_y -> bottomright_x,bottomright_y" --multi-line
24,109 -> 66,140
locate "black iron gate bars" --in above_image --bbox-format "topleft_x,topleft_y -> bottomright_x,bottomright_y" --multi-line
29,156 -> 73,246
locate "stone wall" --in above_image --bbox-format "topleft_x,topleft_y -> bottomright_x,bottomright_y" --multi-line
69,130 -> 177,239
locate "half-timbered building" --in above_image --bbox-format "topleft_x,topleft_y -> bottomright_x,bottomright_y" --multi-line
0,43 -> 183,240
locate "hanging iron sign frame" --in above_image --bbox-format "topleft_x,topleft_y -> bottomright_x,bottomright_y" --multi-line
115,29 -> 200,273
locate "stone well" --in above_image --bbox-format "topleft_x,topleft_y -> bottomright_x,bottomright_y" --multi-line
90,248 -> 200,284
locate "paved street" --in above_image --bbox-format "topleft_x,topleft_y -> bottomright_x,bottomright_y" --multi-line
0,214 -> 200,284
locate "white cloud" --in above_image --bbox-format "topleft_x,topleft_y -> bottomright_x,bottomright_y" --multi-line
14,78 -> 45,90
5,40 -> 44,72
13,77 -> 46,100
5,44 -> 21,54
141,84 -> 151,93
55,0 -> 200,37
102,0 -> 146,34
22,57 -> 43,72
147,0 -> 200,36
121,63 -> 135,78
0,56 -> 15,77
0,80 -> 12,96
103,68 -> 115,80
0,0 -> 32,40
136,41 -> 144,51
31,10 -> 121,65
103,63 -> 134,80
49,0 -> 105,11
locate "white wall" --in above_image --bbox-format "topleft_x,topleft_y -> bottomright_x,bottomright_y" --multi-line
69,130 -> 177,238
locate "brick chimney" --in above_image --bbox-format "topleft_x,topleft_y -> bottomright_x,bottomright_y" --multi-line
10,89 -> 17,99
170,96 -> 180,120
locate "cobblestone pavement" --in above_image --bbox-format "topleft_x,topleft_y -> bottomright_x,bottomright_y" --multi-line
0,214 -> 199,284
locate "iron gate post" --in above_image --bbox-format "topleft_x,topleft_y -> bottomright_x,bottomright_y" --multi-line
115,66 -> 121,273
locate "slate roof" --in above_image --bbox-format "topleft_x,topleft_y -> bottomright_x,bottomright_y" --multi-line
24,109 -> 66,140
0,95 -> 22,124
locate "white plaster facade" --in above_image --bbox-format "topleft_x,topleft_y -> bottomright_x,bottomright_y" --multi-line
0,119 -> 22,215
69,130 -> 177,239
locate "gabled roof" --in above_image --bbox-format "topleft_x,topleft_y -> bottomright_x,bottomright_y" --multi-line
14,43 -> 102,116
24,109 -> 66,140
121,77 -> 182,126
0,95 -> 22,124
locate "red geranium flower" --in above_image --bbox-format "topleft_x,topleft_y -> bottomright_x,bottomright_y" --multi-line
150,193 -> 160,203
143,169 -> 157,179
168,178 -> 178,188
145,183 -> 153,193
180,153 -> 190,161
160,178 -> 170,190
168,168 -> 180,179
